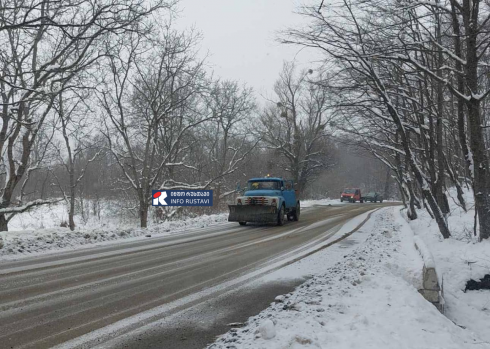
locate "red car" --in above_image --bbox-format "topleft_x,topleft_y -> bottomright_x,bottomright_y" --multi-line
341,188 -> 363,203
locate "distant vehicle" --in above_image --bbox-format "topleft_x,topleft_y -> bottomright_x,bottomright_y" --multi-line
341,188 -> 363,203
228,177 -> 300,226
364,192 -> 384,203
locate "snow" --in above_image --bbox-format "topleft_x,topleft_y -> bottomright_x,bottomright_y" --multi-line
301,198 -> 347,207
467,150 -> 474,178
370,140 -> 406,155
407,188 -> 490,344
46,63 -> 61,71
260,208 -> 385,282
0,201 -> 229,260
413,235 -> 436,269
0,198 -> 60,214
258,319 -> 276,340
209,207 -> 489,349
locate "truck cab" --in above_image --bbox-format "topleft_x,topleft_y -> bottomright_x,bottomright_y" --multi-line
228,177 -> 300,226
341,188 -> 363,203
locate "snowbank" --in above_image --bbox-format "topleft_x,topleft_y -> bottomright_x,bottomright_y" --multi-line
407,189 -> 490,344
0,213 -> 228,259
413,235 -> 436,269
209,207 -> 488,349
301,198 -> 346,207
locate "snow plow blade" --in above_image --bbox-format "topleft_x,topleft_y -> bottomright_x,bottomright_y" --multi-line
228,205 -> 278,223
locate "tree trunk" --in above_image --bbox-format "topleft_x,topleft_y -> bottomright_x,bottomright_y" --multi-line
405,145 -> 450,237
69,168 -> 76,231
434,126 -> 450,214
450,0 -> 473,209
465,17 -> 490,240
0,214 -> 8,232
435,6 -> 450,215
468,99 -> 490,240
396,179 -> 407,208
215,184 -> 221,214
140,201 -> 149,228
383,167 -> 391,200
421,183 -> 451,238
69,193 -> 76,231
404,145 -> 419,220
423,198 -> 435,219
381,82 -> 451,238
403,180 -> 418,220
445,155 -> 467,211
0,186 -> 16,232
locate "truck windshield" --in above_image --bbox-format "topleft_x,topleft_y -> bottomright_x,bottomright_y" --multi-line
343,189 -> 356,194
248,181 -> 280,190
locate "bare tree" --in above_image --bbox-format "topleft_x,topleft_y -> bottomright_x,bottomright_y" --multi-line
282,0 -> 455,238
260,62 -> 334,196
0,0 -> 170,231
200,80 -> 258,208
99,28 -> 215,227
51,89 -> 100,230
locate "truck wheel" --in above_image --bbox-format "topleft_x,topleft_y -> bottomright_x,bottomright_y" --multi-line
340,198 -> 344,202
293,202 -> 300,221
239,222 -> 247,226
380,199 -> 383,203
277,205 -> 285,226
360,199 -> 363,203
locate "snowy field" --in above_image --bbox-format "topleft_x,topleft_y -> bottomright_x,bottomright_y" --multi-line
0,201 -> 228,259
209,205 -> 490,349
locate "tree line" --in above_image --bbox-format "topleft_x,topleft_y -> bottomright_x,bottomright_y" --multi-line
283,0 -> 490,241
0,0 -> 347,231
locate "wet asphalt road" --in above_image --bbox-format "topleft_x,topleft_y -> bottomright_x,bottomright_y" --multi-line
0,203 -> 395,349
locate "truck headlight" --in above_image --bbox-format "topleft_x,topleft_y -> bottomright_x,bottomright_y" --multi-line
271,198 -> 277,206
237,198 -> 242,205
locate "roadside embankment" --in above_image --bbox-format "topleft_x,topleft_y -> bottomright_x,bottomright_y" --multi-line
209,207 -> 488,349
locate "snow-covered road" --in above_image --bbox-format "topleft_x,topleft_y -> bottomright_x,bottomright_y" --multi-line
0,203 -> 391,349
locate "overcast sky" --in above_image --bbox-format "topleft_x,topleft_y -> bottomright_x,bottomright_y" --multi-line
174,0 -> 318,100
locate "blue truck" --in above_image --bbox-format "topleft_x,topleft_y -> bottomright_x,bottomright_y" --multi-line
228,177 -> 300,226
